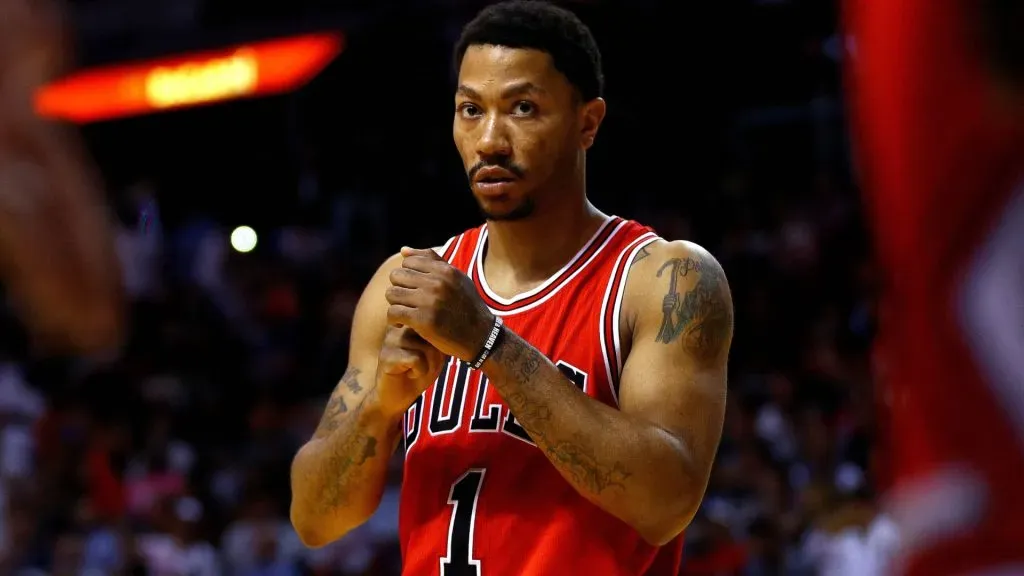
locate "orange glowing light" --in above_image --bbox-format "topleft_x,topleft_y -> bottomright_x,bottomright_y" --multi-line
35,33 -> 343,123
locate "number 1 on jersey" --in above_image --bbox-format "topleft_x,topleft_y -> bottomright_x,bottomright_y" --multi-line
441,468 -> 485,576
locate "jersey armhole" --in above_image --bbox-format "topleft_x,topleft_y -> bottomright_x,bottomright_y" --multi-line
598,232 -> 659,405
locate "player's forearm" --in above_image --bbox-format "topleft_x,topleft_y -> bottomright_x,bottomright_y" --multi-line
482,331 -> 703,545
289,385 -> 401,548
0,125 -> 123,351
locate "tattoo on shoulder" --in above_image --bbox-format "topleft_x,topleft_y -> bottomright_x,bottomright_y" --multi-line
630,246 -> 651,267
314,367 -> 363,437
654,254 -> 733,361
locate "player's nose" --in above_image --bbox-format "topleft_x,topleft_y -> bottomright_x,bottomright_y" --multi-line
475,115 -> 512,157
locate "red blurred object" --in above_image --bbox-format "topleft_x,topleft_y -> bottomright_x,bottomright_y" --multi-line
264,284 -> 299,319
86,445 -> 125,520
846,0 -> 1024,573
35,32 -> 344,123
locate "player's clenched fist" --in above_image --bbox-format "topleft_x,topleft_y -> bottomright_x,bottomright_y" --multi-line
376,325 -> 445,415
385,247 -> 495,362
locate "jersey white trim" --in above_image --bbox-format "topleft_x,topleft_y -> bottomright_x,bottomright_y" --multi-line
474,216 -> 619,303
433,234 -> 463,265
613,235 -> 660,377
433,237 -> 455,258
477,218 -> 629,317
598,232 -> 660,405
466,233 -> 481,281
428,357 -> 466,438
959,180 -> 1024,449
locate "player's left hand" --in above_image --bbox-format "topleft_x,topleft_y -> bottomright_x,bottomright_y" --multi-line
385,246 -> 495,362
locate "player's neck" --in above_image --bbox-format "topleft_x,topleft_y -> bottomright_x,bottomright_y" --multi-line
483,197 -> 607,285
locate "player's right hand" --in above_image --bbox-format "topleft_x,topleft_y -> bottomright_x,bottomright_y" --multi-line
376,325 -> 445,415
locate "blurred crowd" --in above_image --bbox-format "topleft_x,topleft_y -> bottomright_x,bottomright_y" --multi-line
0,0 -> 899,573
0,162 -> 898,575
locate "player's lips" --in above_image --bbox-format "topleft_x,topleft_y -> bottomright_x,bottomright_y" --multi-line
473,167 -> 519,196
474,181 -> 517,196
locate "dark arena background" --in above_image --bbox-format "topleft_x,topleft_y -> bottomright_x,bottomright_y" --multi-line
0,0 -> 890,574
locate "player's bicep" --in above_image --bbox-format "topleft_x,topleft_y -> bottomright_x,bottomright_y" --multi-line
617,241 -> 731,473
618,338 -> 727,474
312,253 -> 404,440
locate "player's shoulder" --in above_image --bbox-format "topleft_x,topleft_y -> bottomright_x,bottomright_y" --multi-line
625,238 -> 728,286
623,239 -> 732,318
376,252 -> 407,276
622,238 -> 733,363
370,243 -> 454,281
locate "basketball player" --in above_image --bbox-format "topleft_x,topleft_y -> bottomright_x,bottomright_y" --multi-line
290,1 -> 732,574
846,0 -> 1024,573
0,0 -> 122,351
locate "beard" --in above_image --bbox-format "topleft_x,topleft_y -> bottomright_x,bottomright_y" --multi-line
477,196 -> 535,221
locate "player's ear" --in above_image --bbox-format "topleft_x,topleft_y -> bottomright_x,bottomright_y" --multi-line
579,97 -> 606,150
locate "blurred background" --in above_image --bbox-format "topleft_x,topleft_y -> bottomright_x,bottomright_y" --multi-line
0,0 -> 893,574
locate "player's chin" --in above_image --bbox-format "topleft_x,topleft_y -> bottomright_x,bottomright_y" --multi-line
475,193 -> 534,222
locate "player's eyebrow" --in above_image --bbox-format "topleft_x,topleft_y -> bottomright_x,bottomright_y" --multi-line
456,84 -> 482,100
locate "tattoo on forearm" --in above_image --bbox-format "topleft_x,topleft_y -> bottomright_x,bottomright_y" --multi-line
314,367 -> 362,437
304,366 -> 383,511
491,335 -> 632,494
316,394 -> 348,435
655,256 -> 732,361
315,404 -> 379,511
343,368 -> 362,393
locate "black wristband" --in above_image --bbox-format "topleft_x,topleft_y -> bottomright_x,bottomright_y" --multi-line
470,315 -> 504,369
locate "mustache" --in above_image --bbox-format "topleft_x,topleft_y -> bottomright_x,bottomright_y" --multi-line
467,159 -> 526,181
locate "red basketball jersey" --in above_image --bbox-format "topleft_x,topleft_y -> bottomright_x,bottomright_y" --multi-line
846,0 -> 1024,572
398,216 -> 685,576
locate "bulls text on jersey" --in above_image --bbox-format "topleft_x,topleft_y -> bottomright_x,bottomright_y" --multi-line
403,356 -> 588,451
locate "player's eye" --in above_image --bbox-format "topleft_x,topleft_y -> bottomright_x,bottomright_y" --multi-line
458,103 -> 481,119
511,101 -> 536,117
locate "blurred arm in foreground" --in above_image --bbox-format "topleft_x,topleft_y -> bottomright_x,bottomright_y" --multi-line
0,0 -> 123,351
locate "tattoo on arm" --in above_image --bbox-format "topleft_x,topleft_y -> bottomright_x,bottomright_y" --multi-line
317,423 -> 378,511
343,368 -> 362,393
313,367 -> 362,437
655,255 -> 733,361
631,246 -> 651,266
305,365 -> 382,510
491,335 -> 632,494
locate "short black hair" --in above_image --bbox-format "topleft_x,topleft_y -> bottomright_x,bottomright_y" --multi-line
453,1 -> 604,101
